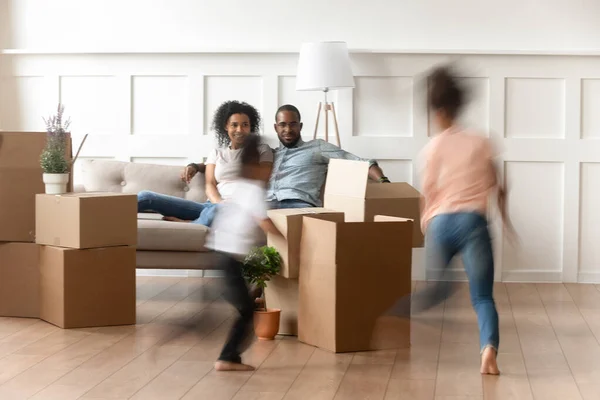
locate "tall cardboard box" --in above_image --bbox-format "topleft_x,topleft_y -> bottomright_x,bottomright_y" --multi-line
0,132 -> 72,242
0,243 -> 40,318
267,208 -> 344,278
266,209 -> 344,335
298,216 -> 413,353
39,245 -> 136,328
36,193 -> 137,249
264,275 -> 299,335
324,159 -> 424,247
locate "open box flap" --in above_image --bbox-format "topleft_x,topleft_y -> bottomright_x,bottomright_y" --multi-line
324,159 -> 370,198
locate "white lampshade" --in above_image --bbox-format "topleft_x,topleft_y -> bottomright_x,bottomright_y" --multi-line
295,41 -> 355,91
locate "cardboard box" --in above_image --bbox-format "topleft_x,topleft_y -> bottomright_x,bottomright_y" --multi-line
40,245 -> 136,328
267,208 -> 344,278
265,210 -> 344,335
0,243 -> 40,318
0,132 -> 73,242
298,216 -> 413,353
36,192 -> 137,249
264,275 -> 299,335
324,159 -> 424,247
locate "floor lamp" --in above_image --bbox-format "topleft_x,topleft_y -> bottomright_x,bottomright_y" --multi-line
295,41 -> 355,148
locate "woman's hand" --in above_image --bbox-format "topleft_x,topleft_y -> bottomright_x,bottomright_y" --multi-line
181,163 -> 205,183
181,165 -> 196,183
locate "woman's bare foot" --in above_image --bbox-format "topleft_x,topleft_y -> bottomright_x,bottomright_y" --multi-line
162,216 -> 191,223
480,346 -> 500,375
214,360 -> 255,372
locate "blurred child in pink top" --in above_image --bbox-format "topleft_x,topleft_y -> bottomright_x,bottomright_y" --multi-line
415,65 -> 514,375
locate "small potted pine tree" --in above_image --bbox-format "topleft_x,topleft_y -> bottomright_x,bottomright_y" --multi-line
40,104 -> 71,194
242,245 -> 282,340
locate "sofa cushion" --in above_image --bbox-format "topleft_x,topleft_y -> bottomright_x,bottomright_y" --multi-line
137,219 -> 209,252
79,159 -> 207,203
138,212 -> 163,220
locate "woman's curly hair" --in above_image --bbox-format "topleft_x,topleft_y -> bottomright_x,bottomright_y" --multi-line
210,100 -> 262,147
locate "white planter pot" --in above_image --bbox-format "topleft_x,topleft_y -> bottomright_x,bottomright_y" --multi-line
42,173 -> 70,195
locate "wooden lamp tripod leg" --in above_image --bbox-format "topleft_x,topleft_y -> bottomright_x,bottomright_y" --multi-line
330,102 -> 341,148
324,103 -> 329,143
313,102 -> 322,140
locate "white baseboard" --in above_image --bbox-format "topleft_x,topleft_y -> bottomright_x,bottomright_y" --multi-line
136,268 -> 576,283
425,269 -> 468,281
501,270 -> 562,282
424,269 -> 563,283
136,269 -> 190,277
202,270 -> 226,278
577,272 -> 600,284
135,269 -> 226,278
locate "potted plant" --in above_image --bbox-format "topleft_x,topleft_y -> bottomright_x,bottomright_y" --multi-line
242,245 -> 282,340
40,104 -> 71,194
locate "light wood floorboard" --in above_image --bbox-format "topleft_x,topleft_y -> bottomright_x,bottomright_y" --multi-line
0,278 -> 598,399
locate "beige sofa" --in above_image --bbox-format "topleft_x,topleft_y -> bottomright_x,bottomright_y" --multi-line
77,159 -> 220,271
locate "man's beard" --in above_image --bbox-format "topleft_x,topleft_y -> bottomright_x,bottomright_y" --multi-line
279,135 -> 301,148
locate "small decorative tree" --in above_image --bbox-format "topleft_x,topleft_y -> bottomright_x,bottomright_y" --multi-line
242,246 -> 282,312
40,104 -> 71,174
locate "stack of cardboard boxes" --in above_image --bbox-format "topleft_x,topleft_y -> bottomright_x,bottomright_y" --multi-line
35,192 -> 138,328
266,159 -> 424,353
0,132 -> 64,318
0,131 -> 138,329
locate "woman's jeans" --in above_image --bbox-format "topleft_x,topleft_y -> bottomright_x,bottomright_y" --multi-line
419,212 -> 499,353
137,190 -> 218,227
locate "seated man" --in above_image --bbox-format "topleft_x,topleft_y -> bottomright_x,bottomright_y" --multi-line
167,104 -> 389,216
266,104 -> 389,209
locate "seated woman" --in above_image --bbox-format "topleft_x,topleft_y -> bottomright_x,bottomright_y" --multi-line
137,100 -> 273,227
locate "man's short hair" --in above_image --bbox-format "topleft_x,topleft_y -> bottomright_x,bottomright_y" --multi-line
275,104 -> 301,122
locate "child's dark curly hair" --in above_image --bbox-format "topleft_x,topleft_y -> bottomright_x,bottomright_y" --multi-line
240,133 -> 261,167
428,65 -> 467,120
210,100 -> 262,147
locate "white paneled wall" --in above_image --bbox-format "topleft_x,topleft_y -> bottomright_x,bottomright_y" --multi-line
582,80 -> 600,139
1,52 -> 600,283
5,0 -> 600,53
580,163 -> 600,282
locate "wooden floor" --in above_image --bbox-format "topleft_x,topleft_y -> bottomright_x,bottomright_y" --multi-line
1,278 -> 600,399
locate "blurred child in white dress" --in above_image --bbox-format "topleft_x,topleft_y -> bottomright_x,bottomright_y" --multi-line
206,133 -> 283,371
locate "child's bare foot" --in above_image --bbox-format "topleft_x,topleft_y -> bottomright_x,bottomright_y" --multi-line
480,346 -> 500,375
214,360 -> 255,372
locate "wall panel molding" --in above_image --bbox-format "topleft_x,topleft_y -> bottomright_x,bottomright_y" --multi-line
2,51 -> 600,282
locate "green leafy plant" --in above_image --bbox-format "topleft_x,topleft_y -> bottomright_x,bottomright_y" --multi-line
242,246 -> 282,311
40,104 -> 71,174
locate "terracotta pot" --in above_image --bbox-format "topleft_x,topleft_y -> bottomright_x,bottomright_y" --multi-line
254,308 -> 281,340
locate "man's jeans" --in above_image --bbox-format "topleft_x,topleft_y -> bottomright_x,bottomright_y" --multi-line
137,190 -> 218,227
406,212 -> 499,353
267,199 -> 314,210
